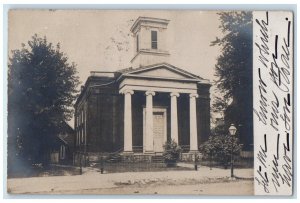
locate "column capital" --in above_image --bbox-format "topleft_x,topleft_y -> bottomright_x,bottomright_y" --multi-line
170,92 -> 180,97
122,89 -> 134,95
145,91 -> 155,96
189,93 -> 199,98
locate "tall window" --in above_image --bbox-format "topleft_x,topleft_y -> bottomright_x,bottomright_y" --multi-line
60,145 -> 65,159
81,128 -> 84,144
136,35 -> 139,52
151,30 -> 157,49
76,132 -> 78,146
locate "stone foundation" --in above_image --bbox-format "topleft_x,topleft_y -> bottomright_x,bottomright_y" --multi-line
74,151 -> 201,165
121,154 -> 152,162
180,152 -> 202,162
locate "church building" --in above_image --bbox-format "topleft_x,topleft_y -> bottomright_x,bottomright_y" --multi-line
74,17 -> 211,163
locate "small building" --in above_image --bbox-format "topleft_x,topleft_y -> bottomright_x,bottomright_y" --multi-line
50,122 -> 75,164
74,17 -> 211,163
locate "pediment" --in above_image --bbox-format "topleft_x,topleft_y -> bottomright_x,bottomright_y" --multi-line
125,64 -> 199,80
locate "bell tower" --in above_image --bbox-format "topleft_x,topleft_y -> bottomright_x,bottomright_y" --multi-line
130,17 -> 170,68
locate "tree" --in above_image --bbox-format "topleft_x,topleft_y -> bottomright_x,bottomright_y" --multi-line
211,96 -> 229,135
211,12 -> 253,150
8,34 -> 80,169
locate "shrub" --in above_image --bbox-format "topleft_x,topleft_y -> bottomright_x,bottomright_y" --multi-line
199,135 -> 242,168
162,140 -> 182,165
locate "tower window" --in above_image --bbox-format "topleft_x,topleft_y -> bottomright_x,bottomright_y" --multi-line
151,30 -> 157,49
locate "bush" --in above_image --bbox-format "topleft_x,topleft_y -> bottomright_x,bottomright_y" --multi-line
162,140 -> 182,165
199,135 -> 242,168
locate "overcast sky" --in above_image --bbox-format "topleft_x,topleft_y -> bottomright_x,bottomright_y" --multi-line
8,10 -> 224,126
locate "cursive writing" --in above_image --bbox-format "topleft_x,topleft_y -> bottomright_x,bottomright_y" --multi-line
253,11 -> 269,126
254,12 -> 293,195
255,134 -> 269,193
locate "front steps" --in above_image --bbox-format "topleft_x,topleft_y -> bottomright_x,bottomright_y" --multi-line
151,155 -> 164,163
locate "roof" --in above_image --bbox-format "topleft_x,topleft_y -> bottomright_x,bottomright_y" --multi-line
130,17 -> 170,33
60,121 -> 75,134
116,63 -> 208,82
75,63 -> 210,106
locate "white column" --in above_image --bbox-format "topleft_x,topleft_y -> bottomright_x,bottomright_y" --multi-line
189,93 -> 199,151
145,91 -> 155,153
170,92 -> 180,144
123,89 -> 134,152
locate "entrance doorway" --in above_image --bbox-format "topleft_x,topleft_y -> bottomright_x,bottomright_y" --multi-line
143,107 -> 167,153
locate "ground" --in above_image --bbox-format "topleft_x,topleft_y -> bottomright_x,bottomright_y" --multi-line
7,164 -> 253,195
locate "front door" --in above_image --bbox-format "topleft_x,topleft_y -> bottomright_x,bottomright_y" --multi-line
153,112 -> 165,152
143,107 -> 167,153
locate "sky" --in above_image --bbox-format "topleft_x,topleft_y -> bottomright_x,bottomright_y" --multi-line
8,10 -> 224,127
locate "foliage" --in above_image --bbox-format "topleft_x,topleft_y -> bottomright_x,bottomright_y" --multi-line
211,124 -> 226,136
199,135 -> 242,167
212,96 -> 229,119
211,12 -> 253,150
8,34 -> 80,166
162,140 -> 182,163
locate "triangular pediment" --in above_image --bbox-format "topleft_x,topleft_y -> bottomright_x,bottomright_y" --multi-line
124,63 -> 201,80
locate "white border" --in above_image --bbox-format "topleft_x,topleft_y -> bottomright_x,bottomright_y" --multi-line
1,1 -> 298,202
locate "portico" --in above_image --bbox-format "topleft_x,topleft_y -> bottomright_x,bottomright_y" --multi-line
119,63 -> 203,154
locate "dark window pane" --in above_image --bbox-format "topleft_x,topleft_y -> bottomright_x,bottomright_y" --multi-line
151,31 -> 157,49
151,30 -> 157,41
152,42 -> 157,49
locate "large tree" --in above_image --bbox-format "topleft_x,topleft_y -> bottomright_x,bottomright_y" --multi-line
8,34 -> 80,168
211,12 -> 253,150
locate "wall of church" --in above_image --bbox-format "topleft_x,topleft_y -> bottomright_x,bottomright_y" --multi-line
131,52 -> 170,68
131,92 -> 145,148
137,26 -> 168,52
83,77 -> 124,153
177,94 -> 191,148
197,83 -> 211,145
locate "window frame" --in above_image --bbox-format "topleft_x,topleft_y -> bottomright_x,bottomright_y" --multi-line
151,30 -> 158,49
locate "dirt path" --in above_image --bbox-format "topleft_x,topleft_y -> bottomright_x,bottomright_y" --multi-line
27,180 -> 254,195
7,167 -> 253,195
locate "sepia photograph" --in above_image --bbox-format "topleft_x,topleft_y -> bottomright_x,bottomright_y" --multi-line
6,9 -> 276,195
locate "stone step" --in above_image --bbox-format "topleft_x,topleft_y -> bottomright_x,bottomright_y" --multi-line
152,156 -> 164,163
105,154 -> 122,163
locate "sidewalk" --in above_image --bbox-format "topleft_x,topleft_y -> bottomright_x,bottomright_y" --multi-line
177,163 -> 253,179
7,166 -> 253,194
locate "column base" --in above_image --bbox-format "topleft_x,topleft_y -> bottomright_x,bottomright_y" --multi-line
187,151 -> 201,162
143,151 -> 155,155
121,152 -> 134,163
122,151 -> 134,155
189,150 -> 199,154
